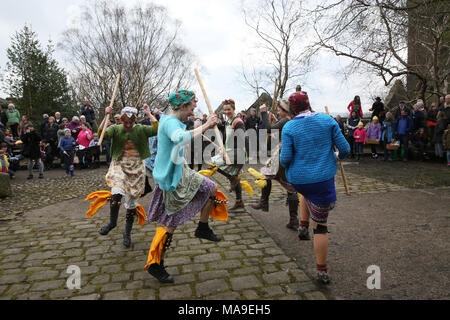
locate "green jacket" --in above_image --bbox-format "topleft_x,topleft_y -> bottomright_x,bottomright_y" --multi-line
99,122 -> 158,161
6,109 -> 20,125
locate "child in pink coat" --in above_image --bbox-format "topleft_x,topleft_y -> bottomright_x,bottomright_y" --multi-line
353,122 -> 367,160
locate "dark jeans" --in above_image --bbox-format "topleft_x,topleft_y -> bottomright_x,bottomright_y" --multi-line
9,123 -> 19,138
347,135 -> 355,157
399,134 -> 409,159
355,142 -> 364,154
370,144 -> 377,154
383,141 -> 393,160
63,151 -> 74,174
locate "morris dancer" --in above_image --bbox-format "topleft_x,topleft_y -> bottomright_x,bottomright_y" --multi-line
251,101 -> 300,230
280,91 -> 350,284
145,90 -> 228,283
210,99 -> 246,211
94,104 -> 158,248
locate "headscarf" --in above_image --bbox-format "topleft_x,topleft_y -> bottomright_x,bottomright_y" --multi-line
169,90 -> 196,110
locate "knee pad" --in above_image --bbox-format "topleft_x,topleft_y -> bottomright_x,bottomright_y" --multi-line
313,224 -> 328,235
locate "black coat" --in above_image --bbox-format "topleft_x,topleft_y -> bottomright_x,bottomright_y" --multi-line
81,104 -> 96,124
21,130 -> 42,159
43,123 -> 59,143
371,101 -> 384,117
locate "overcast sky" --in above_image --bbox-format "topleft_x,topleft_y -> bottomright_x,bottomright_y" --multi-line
0,0 -> 387,116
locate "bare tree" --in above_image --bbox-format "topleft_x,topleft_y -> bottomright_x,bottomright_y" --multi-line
59,1 -> 195,121
240,0 -> 312,101
310,0 -> 449,103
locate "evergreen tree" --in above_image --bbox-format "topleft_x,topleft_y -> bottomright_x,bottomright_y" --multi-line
3,25 -> 76,123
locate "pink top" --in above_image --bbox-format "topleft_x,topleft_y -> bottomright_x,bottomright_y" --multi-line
77,129 -> 93,148
353,127 -> 367,143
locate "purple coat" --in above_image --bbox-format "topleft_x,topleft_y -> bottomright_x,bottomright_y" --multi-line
366,122 -> 382,140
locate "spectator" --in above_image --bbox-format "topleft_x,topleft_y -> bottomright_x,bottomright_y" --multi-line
55,112 -> 63,126
413,102 -> 426,132
87,133 -> 100,169
140,112 -> 152,126
334,115 -> 345,136
437,96 -> 445,112
202,114 -> 208,124
6,104 -> 20,138
346,110 -> 360,159
444,94 -> 450,124
76,123 -> 93,169
353,121 -> 367,160
412,127 -> 429,161
217,113 -> 226,142
113,114 -> 122,125
245,108 -> 260,130
369,97 -> 385,121
366,116 -> 382,158
40,140 -> 54,170
40,114 -> 49,136
347,95 -> 363,118
60,128 -> 77,177
67,116 -> 82,139
62,117 -> 69,126
21,123 -> 44,179
18,115 -> 32,137
432,111 -> 446,162
427,103 -> 439,144
80,115 -> 92,130
57,123 -> 67,165
381,112 -> 396,161
81,99 -> 95,128
443,123 -> 450,166
0,142 -> 19,179
43,116 -> 59,159
0,105 -> 8,127
395,109 -> 414,162
394,100 -> 410,120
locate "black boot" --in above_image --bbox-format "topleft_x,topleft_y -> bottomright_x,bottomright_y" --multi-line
99,194 -> 122,235
195,221 -> 221,242
148,233 -> 174,283
251,180 -> 271,212
123,209 -> 135,248
286,199 -> 300,230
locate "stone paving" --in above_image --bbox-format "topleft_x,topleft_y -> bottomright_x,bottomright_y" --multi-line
0,161 -> 419,300
0,165 -> 330,300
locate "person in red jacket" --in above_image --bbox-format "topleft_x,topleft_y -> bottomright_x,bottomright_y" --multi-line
347,96 -> 363,118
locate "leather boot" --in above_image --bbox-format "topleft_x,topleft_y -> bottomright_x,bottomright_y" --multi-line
147,233 -> 174,283
123,209 -> 135,248
195,222 -> 221,242
251,180 -> 271,212
99,194 -> 121,235
286,199 -> 300,230
229,199 -> 245,211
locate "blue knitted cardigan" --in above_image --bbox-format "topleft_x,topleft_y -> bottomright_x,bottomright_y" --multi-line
280,113 -> 350,185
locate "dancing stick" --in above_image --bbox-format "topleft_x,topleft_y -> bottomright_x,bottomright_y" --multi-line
325,106 -> 350,195
194,69 -> 231,165
98,74 -> 121,146
134,88 -> 146,110
270,79 -> 278,117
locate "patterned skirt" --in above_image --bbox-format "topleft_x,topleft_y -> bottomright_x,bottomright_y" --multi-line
147,165 -> 216,228
105,140 -> 145,199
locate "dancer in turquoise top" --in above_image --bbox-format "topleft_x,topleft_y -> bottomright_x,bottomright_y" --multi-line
146,90 -> 226,284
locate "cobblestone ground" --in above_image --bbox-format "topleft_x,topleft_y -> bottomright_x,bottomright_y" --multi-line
0,167 -> 326,300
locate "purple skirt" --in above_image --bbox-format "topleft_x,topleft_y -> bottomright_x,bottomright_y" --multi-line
147,177 -> 216,228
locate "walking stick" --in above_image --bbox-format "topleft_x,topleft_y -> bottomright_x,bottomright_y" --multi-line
325,106 -> 350,195
194,69 -> 231,165
98,74 -> 121,146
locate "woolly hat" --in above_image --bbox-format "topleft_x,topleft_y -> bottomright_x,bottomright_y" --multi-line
372,116 -> 379,121
358,121 -> 364,127
169,90 -> 196,110
288,91 -> 310,115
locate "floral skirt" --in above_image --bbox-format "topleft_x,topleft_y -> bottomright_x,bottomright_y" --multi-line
147,166 -> 216,228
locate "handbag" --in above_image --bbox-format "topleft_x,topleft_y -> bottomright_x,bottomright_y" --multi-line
73,155 -> 80,164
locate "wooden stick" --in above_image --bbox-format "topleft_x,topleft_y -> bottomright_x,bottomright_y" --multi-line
134,88 -> 146,110
270,79 -> 278,117
194,69 -> 231,165
98,74 -> 120,146
202,134 -> 220,150
325,106 -> 350,195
